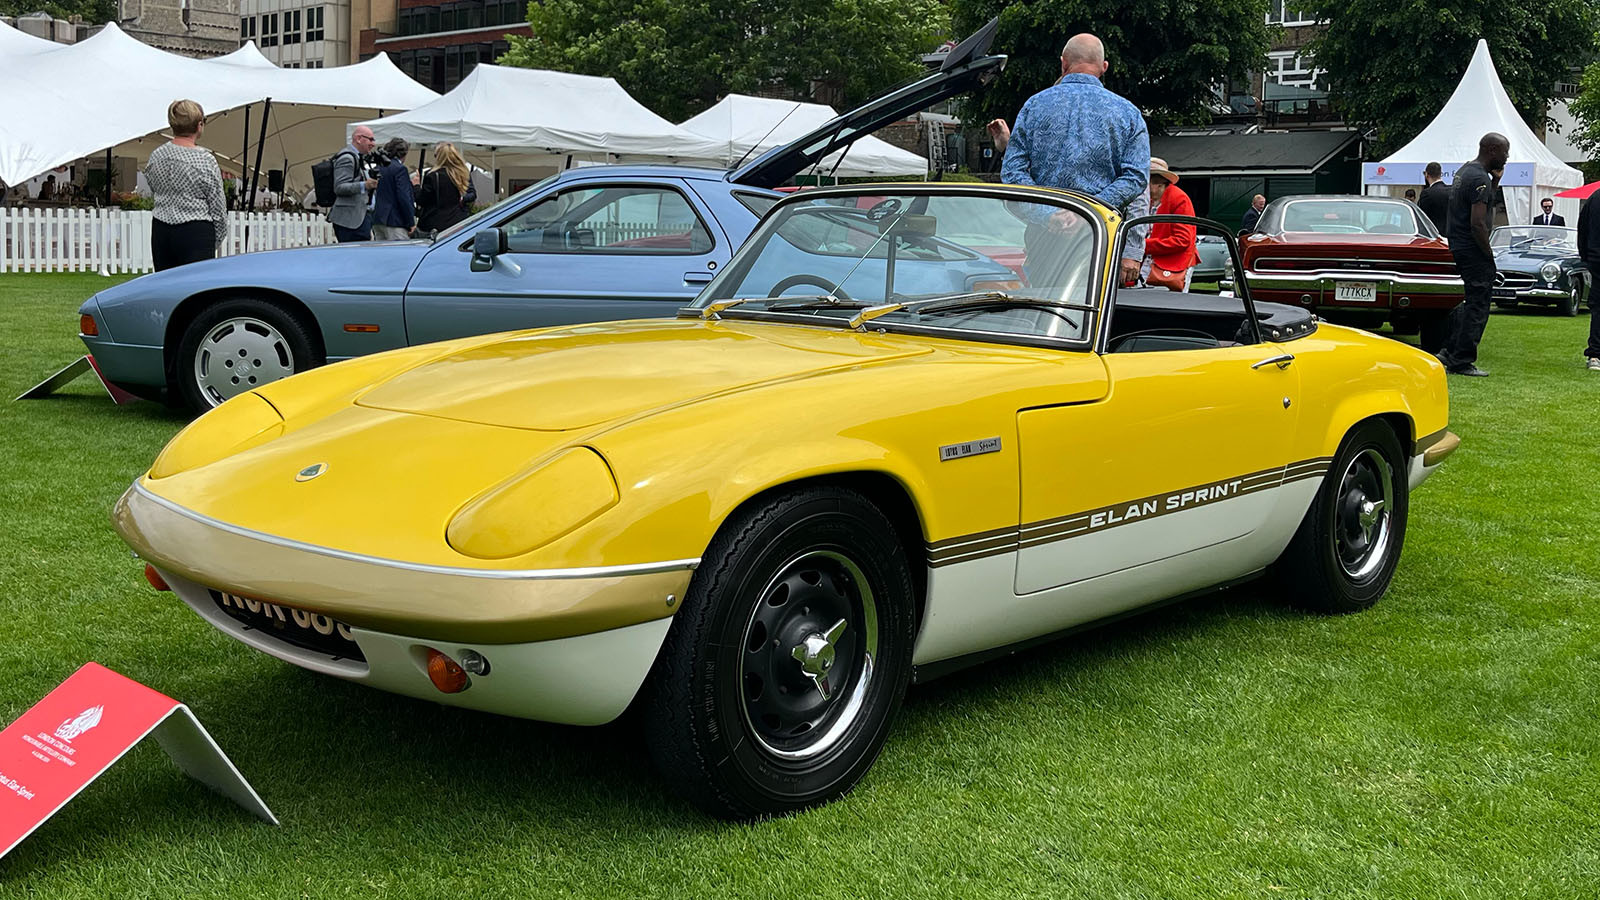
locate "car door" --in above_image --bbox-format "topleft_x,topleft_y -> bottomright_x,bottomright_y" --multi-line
402,178 -> 730,344
1014,271 -> 1302,599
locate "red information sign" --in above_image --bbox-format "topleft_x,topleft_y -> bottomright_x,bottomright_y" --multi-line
0,662 -> 275,859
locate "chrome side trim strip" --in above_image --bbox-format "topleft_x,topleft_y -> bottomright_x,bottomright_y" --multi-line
131,482 -> 701,581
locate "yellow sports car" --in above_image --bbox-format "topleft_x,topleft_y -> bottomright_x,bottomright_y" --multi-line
115,184 -> 1459,819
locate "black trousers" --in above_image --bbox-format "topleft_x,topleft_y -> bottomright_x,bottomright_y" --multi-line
1441,251 -> 1494,368
152,219 -> 216,271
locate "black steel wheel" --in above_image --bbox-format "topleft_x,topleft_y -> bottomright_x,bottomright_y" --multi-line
643,485 -> 915,819
1272,419 -> 1409,613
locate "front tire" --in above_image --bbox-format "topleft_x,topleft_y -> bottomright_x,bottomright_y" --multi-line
1274,420 -> 1409,613
176,298 -> 319,412
1560,285 -> 1581,317
643,486 -> 916,819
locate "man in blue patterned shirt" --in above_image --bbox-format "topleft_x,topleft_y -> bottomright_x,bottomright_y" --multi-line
999,33 -> 1149,284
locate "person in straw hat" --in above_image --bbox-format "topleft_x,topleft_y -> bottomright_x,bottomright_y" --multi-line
1141,156 -> 1199,291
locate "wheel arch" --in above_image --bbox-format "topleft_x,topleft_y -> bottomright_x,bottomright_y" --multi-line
710,470 -> 931,633
163,287 -> 327,388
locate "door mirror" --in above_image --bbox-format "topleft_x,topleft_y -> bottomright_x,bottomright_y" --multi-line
470,227 -> 507,272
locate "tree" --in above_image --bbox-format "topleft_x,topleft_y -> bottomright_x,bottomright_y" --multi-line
949,0 -> 1271,131
1569,59 -> 1600,158
1309,0 -> 1598,155
0,0 -> 115,24
500,0 -> 950,123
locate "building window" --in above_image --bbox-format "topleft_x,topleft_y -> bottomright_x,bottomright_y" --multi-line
1266,50 -> 1324,89
1266,0 -> 1316,26
306,6 -> 324,41
284,9 -> 301,44
260,12 -> 278,46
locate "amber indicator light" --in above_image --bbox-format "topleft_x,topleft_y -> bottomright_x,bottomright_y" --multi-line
343,323 -> 381,333
143,564 -> 170,592
425,649 -> 470,693
80,314 -> 99,336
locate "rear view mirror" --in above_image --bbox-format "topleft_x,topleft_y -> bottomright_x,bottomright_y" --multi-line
470,228 -> 507,272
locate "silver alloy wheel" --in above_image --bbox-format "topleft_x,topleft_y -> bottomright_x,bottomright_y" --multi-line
1335,447 -> 1394,581
193,315 -> 296,407
738,549 -> 879,762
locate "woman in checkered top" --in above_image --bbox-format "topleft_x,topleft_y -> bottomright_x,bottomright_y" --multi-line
145,99 -> 227,271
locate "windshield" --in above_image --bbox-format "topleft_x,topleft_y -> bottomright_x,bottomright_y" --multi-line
1491,225 -> 1576,251
1280,199 -> 1423,235
689,190 -> 1099,343
434,173 -> 563,243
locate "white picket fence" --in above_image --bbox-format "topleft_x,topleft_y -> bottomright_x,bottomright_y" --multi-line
0,208 -> 337,274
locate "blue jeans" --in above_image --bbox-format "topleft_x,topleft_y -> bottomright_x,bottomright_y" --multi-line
333,212 -> 372,243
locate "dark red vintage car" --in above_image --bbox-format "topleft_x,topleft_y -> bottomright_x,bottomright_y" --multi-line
1229,196 -> 1463,347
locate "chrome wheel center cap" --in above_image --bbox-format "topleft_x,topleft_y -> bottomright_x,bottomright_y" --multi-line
1358,498 -> 1384,537
791,618 -> 847,700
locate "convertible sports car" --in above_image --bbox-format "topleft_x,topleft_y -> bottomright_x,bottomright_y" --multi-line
116,184 -> 1458,819
1489,225 -> 1590,316
76,28 -> 1005,411
1230,195 -> 1464,348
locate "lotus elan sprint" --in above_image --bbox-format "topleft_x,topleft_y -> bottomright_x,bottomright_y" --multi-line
115,184 -> 1460,819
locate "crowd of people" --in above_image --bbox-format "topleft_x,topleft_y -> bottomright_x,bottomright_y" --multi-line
326,124 -> 477,244
142,100 -> 480,270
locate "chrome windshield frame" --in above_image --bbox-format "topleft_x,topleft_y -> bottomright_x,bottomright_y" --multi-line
683,183 -> 1110,353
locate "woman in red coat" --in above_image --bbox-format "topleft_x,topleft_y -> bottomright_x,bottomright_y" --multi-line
1144,157 -> 1199,291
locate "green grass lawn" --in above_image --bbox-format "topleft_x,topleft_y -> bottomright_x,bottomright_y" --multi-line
2,273 -> 1598,897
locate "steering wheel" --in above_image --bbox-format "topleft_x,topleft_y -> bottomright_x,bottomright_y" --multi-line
865,198 -> 902,223
767,275 -> 852,299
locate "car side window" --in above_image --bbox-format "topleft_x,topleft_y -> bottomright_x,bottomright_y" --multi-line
500,185 -> 715,255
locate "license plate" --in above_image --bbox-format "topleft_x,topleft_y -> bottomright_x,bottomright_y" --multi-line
210,590 -> 365,661
1335,281 -> 1378,303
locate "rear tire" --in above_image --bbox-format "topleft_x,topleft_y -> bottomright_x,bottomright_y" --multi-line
1274,420 -> 1408,613
643,486 -> 916,819
176,298 -> 319,413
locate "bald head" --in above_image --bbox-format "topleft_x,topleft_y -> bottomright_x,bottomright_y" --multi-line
1060,33 -> 1109,78
1477,131 -> 1510,170
352,125 -> 376,154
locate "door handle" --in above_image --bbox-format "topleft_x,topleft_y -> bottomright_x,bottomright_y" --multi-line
683,271 -> 714,285
1251,353 -> 1295,370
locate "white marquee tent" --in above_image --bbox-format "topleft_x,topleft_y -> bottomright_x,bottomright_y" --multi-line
351,64 -> 730,169
0,22 -> 437,190
680,94 -> 928,178
1362,39 -> 1584,225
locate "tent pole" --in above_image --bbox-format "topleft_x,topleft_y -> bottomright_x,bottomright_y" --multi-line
247,98 -> 272,213
244,97 -> 273,252
104,149 -> 112,206
240,104 -> 250,210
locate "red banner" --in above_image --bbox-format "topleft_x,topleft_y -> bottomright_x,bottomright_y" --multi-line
0,662 -> 275,859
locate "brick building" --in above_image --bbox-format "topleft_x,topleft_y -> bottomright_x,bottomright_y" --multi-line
352,0 -> 529,92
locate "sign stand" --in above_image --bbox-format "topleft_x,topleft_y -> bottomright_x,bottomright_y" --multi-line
14,355 -> 140,405
0,662 -> 276,861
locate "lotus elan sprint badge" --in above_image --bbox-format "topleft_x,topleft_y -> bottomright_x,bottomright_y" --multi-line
295,463 -> 328,482
939,437 -> 1001,461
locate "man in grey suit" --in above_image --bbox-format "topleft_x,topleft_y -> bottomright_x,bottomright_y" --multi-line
330,125 -> 378,242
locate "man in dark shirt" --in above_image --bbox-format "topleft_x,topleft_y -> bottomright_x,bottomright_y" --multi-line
1417,161 -> 1450,234
1579,198 -> 1600,371
1241,194 -> 1266,232
1437,134 -> 1510,377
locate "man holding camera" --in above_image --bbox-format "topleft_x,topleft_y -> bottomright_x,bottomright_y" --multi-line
371,137 -> 416,241
330,125 -> 377,242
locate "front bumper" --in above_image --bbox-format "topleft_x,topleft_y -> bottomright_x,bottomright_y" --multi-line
1495,286 -> 1568,301
117,481 -> 695,723
115,481 -> 694,644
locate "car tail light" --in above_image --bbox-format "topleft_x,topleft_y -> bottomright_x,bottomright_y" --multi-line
425,649 -> 470,693
972,280 -> 1023,292
143,564 -> 170,591
80,314 -> 98,336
